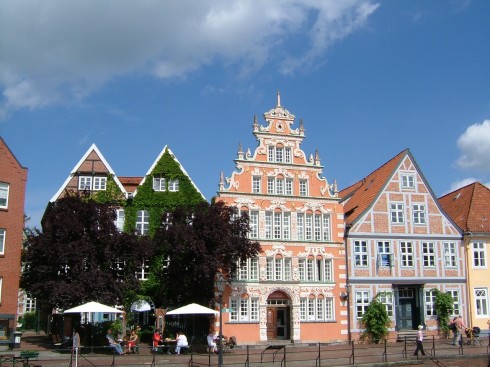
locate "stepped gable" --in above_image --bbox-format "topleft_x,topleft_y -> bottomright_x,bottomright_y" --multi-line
439,181 -> 490,233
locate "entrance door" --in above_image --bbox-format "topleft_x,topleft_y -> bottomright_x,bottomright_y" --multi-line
266,307 -> 277,339
266,307 -> 289,340
397,288 -> 417,330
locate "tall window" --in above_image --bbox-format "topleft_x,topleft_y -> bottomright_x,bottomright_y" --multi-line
443,242 -> 457,267
425,289 -> 436,316
356,291 -> 370,318
475,288 -> 489,317
401,174 -> 415,189
422,242 -> 435,267
412,204 -> 426,225
114,209 -> 125,232
473,242 -> 486,268
354,240 -> 368,267
390,203 -> 404,224
298,257 -> 333,282
0,182 -> 9,208
267,146 -> 292,163
229,297 -> 259,322
168,179 -> 179,192
153,177 -> 166,191
300,296 -> 334,321
0,277 -> 2,304
378,292 -> 394,317
264,211 -> 290,240
446,290 -> 460,316
377,241 -> 392,267
237,258 -> 259,281
249,211 -> 259,238
136,210 -> 149,235
267,177 -> 293,195
299,179 -> 308,196
136,260 -> 150,280
400,242 -> 413,267
0,229 -> 5,255
297,213 -> 331,241
252,176 -> 261,194
266,257 -> 292,281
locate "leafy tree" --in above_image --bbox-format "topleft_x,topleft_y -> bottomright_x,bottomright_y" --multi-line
360,294 -> 390,343
432,288 -> 454,337
21,193 -> 145,310
146,201 -> 261,307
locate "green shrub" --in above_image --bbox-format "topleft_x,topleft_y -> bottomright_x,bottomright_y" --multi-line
360,295 -> 390,343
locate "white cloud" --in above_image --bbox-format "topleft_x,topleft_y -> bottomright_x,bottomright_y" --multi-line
0,0 -> 379,115
455,120 -> 490,172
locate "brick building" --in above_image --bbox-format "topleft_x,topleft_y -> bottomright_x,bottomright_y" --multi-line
0,137 -> 28,346
216,93 -> 347,344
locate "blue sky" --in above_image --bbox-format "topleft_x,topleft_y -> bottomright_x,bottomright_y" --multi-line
1,0 -> 489,229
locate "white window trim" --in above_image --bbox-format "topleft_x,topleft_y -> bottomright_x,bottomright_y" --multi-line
0,229 -> 5,255
474,287 -> 489,317
0,182 -> 9,209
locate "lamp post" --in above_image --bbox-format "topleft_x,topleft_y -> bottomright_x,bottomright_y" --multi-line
216,272 -> 227,367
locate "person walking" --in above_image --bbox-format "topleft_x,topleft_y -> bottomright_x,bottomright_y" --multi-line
452,315 -> 465,346
413,325 -> 426,357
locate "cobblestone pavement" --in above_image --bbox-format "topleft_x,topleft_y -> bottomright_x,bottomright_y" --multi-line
5,331 -> 488,367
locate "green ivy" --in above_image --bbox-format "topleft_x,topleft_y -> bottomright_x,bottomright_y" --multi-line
124,149 -> 205,235
83,174 -> 126,204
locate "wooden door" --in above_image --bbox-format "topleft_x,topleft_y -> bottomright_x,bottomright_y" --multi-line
266,308 -> 277,339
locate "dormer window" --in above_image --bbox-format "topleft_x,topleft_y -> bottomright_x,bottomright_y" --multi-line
78,176 -> 107,191
153,177 -> 166,191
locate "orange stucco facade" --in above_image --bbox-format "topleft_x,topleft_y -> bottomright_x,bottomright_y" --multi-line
216,94 -> 347,344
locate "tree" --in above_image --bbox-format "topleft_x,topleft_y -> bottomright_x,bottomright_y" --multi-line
432,288 -> 454,337
21,193 -> 145,310
146,201 -> 261,307
360,294 -> 390,343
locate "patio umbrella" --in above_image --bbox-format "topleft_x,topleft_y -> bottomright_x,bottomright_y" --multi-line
166,303 -> 218,343
64,301 -> 124,354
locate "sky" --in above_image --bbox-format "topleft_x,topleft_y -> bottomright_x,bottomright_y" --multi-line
1,0 -> 489,229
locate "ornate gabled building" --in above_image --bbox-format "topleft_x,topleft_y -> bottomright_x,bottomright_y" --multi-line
216,93 -> 347,344
0,137 -> 28,346
340,149 -> 464,340
439,181 -> 490,330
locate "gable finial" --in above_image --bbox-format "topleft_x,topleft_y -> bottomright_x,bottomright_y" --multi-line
277,90 -> 281,107
219,171 -> 225,191
299,118 -> 304,132
253,114 -> 259,131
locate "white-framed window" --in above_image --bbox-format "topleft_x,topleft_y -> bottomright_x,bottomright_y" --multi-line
377,241 -> 392,267
443,242 -> 457,268
24,296 -> 37,313
425,289 -> 436,316
229,297 -> 259,322
0,182 -> 9,209
354,240 -> 368,267
446,290 -> 460,316
264,211 -> 291,240
93,177 -> 107,190
299,179 -> 308,196
378,292 -> 394,317
136,210 -> 149,235
114,209 -> 125,232
0,277 -> 2,304
401,174 -> 415,189
474,288 -> 489,317
249,211 -> 259,238
0,229 -> 5,255
168,179 -> 179,192
267,146 -> 292,163
422,242 -> 436,267
79,176 -> 92,190
237,257 -> 259,281
266,257 -> 292,281
252,176 -> 261,194
356,291 -> 370,318
472,242 -> 486,268
300,296 -> 334,321
412,204 -> 426,225
298,257 -> 333,282
153,177 -> 166,191
400,241 -> 413,267
296,213 -> 331,241
285,178 -> 293,195
135,260 -> 150,280
390,203 -> 404,224
267,177 -> 293,195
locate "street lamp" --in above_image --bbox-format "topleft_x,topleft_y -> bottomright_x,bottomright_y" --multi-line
216,272 -> 227,367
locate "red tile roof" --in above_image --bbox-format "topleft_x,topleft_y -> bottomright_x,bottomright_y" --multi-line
118,176 -> 143,193
339,149 -> 408,225
439,181 -> 490,233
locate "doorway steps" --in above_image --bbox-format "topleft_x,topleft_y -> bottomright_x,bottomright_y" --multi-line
396,330 -> 418,342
